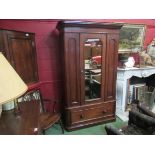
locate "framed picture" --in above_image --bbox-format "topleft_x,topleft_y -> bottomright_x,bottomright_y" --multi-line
119,24 -> 146,53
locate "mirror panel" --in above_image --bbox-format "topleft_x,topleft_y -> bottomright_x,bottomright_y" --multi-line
84,39 -> 102,101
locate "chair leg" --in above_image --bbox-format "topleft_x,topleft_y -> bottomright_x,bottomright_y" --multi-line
59,119 -> 64,134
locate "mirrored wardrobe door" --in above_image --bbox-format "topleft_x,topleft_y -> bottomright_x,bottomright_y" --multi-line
80,34 -> 106,104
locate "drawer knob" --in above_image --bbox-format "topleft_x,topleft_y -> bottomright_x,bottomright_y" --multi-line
80,114 -> 85,119
102,110 -> 107,114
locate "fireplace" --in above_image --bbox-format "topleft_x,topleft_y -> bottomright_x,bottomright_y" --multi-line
116,66 -> 155,120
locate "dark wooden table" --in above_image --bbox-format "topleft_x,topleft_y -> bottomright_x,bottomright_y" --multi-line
0,100 -> 40,135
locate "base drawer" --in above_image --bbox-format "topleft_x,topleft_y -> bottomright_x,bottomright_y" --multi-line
70,103 -> 115,125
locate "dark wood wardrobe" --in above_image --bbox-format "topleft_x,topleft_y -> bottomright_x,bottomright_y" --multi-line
57,21 -> 123,131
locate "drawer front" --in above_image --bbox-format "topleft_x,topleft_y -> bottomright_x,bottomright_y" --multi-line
71,103 -> 115,125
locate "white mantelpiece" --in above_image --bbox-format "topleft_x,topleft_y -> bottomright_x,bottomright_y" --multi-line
116,66 -> 155,117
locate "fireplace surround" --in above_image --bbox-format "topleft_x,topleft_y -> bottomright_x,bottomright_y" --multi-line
116,66 -> 155,120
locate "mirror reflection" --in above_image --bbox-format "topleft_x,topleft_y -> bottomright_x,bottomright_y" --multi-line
84,39 -> 102,101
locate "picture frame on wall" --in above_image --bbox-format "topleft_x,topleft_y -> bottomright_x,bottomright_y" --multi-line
119,24 -> 146,53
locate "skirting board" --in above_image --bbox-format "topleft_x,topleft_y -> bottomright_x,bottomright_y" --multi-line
116,111 -> 129,122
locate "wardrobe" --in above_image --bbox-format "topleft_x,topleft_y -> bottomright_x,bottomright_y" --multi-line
57,20 -> 123,130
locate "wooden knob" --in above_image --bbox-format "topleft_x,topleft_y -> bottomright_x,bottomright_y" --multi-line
102,110 -> 107,114
80,114 -> 85,119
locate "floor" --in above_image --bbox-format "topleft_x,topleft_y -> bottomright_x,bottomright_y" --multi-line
45,117 -> 127,135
